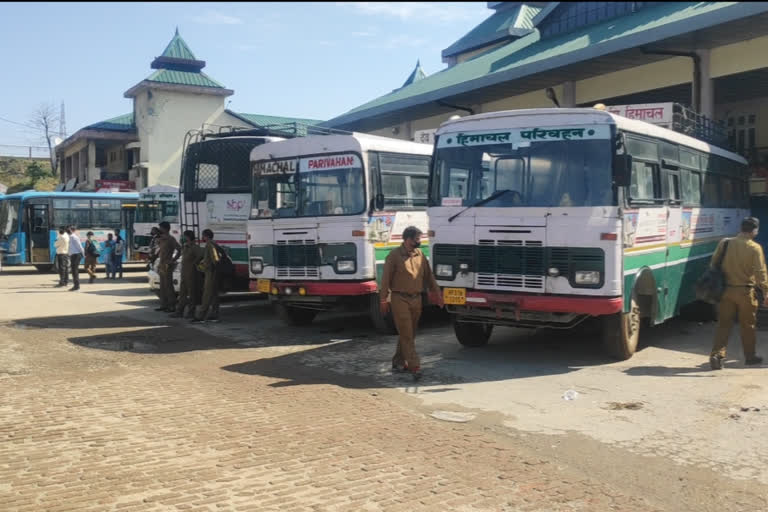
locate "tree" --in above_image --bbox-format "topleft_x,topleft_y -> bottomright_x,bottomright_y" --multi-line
30,103 -> 60,177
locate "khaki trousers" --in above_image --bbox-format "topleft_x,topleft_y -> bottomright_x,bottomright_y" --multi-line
196,271 -> 220,320
158,264 -> 176,310
391,293 -> 422,370
84,255 -> 98,279
176,269 -> 202,316
711,287 -> 758,359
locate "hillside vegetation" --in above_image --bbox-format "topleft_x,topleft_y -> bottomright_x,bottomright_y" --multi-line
0,157 -> 57,194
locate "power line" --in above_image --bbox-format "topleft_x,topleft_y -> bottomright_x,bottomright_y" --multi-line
0,115 -> 46,132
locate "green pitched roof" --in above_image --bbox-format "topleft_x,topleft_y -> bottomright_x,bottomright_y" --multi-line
160,27 -> 197,60
145,69 -> 225,88
401,60 -> 427,88
231,112 -> 324,127
328,1 -> 765,127
442,3 -> 543,59
85,113 -> 135,132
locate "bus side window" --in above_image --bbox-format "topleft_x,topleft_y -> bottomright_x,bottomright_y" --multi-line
681,170 -> 701,206
701,174 -> 720,207
662,171 -> 680,202
629,161 -> 659,200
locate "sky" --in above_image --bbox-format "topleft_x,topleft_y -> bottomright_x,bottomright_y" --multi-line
0,2 -> 490,148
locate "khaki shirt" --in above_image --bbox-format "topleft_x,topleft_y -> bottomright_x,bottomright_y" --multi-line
181,242 -> 204,277
157,232 -> 181,265
198,240 -> 220,274
379,244 -> 439,300
711,233 -> 768,293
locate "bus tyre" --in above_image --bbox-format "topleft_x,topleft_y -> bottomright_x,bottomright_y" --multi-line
277,303 -> 317,326
601,296 -> 640,360
454,320 -> 493,347
35,264 -> 54,273
369,294 -> 397,334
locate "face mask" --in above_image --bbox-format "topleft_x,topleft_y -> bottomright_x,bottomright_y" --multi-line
753,229 -> 759,237
413,240 -> 421,248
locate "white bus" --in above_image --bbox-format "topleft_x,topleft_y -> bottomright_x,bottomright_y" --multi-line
179,129 -> 289,291
428,108 -> 748,360
135,185 -> 180,259
248,133 -> 433,329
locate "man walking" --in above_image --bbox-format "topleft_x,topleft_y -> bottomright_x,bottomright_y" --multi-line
54,226 -> 70,287
193,229 -> 221,323
112,229 -> 125,279
83,231 -> 100,284
155,221 -> 181,313
103,233 -> 115,279
68,226 -> 84,291
170,230 -> 204,319
379,226 -> 444,380
710,217 -> 768,369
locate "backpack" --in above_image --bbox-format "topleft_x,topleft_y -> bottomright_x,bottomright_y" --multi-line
213,243 -> 235,277
86,240 -> 100,257
695,239 -> 729,304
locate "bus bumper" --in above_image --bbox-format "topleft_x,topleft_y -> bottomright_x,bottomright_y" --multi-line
263,280 -> 378,297
455,291 -> 623,315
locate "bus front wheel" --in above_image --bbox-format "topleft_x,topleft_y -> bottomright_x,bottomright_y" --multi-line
601,296 -> 640,360
277,303 -> 317,326
369,294 -> 397,334
454,320 -> 494,347
35,264 -> 54,273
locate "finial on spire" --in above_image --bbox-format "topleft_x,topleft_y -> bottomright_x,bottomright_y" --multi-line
175,26 -> 179,36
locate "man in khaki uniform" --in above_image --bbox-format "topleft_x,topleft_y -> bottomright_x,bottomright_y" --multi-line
710,217 -> 768,369
193,229 -> 221,324
170,230 -> 204,319
154,221 -> 181,313
379,226 -> 444,380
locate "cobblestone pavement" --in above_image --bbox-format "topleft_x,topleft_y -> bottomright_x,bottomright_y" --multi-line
1,269 -> 767,511
0,270 -> 664,512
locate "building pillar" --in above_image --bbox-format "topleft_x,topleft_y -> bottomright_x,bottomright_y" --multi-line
697,49 -> 714,119
561,81 -> 576,108
87,141 -> 97,187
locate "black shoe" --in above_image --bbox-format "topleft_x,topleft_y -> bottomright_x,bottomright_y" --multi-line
710,355 -> 724,370
154,307 -> 169,312
190,318 -> 205,324
69,286 -> 79,292
746,355 -> 764,366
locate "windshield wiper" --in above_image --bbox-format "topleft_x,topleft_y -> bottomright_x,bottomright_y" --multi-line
448,189 -> 517,223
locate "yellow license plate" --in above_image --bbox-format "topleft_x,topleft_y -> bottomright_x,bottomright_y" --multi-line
443,287 -> 466,305
256,279 -> 271,293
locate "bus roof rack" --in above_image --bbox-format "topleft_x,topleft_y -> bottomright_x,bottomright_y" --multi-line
669,103 -> 730,149
199,122 -> 351,141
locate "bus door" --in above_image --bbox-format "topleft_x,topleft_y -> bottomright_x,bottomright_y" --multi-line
26,202 -> 51,263
662,159 -> 683,320
122,203 -> 136,260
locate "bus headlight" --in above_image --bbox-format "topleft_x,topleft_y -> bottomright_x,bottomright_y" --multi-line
435,264 -> 453,277
250,259 -> 263,274
574,271 -> 600,285
335,259 -> 356,273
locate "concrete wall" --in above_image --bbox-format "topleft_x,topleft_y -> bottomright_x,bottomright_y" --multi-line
134,88 -> 250,187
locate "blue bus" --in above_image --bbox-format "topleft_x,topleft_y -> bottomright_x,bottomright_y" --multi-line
0,191 -> 139,272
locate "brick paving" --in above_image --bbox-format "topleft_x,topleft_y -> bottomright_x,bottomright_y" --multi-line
0,319 -> 660,512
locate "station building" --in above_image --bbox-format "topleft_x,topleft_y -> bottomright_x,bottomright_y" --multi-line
324,1 -> 768,172
56,29 -> 320,191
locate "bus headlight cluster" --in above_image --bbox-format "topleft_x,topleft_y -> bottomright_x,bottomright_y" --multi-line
335,259 -> 356,273
435,264 -> 453,277
250,259 -> 263,274
574,271 -> 600,285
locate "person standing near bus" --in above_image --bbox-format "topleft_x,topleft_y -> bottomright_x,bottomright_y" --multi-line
103,233 -> 115,279
193,229 -> 221,323
379,226 -> 444,381
112,229 -> 125,279
170,230 -> 204,319
83,231 -> 100,284
710,217 -> 768,370
54,226 -> 70,288
155,221 -> 181,313
68,226 -> 84,291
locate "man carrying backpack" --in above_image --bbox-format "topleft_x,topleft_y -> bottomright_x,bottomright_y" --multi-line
193,229 -> 232,324
112,229 -> 125,280
83,231 -> 101,284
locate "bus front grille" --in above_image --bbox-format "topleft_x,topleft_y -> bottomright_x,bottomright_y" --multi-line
275,240 -> 320,279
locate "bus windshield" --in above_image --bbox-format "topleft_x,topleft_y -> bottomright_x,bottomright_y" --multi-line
137,201 -> 178,223
0,199 -> 20,237
432,127 -> 614,207
252,153 -> 365,218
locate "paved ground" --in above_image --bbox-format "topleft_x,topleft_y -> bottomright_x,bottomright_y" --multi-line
1,267 -> 768,511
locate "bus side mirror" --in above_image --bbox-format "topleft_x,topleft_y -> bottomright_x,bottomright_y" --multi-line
613,154 -> 632,187
375,193 -> 384,211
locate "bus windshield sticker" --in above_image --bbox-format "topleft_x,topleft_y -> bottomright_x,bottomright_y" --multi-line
299,154 -> 361,173
441,197 -> 463,207
437,125 -> 610,148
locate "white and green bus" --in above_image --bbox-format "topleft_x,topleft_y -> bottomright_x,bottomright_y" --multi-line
428,108 -> 748,360
247,133 -> 433,329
